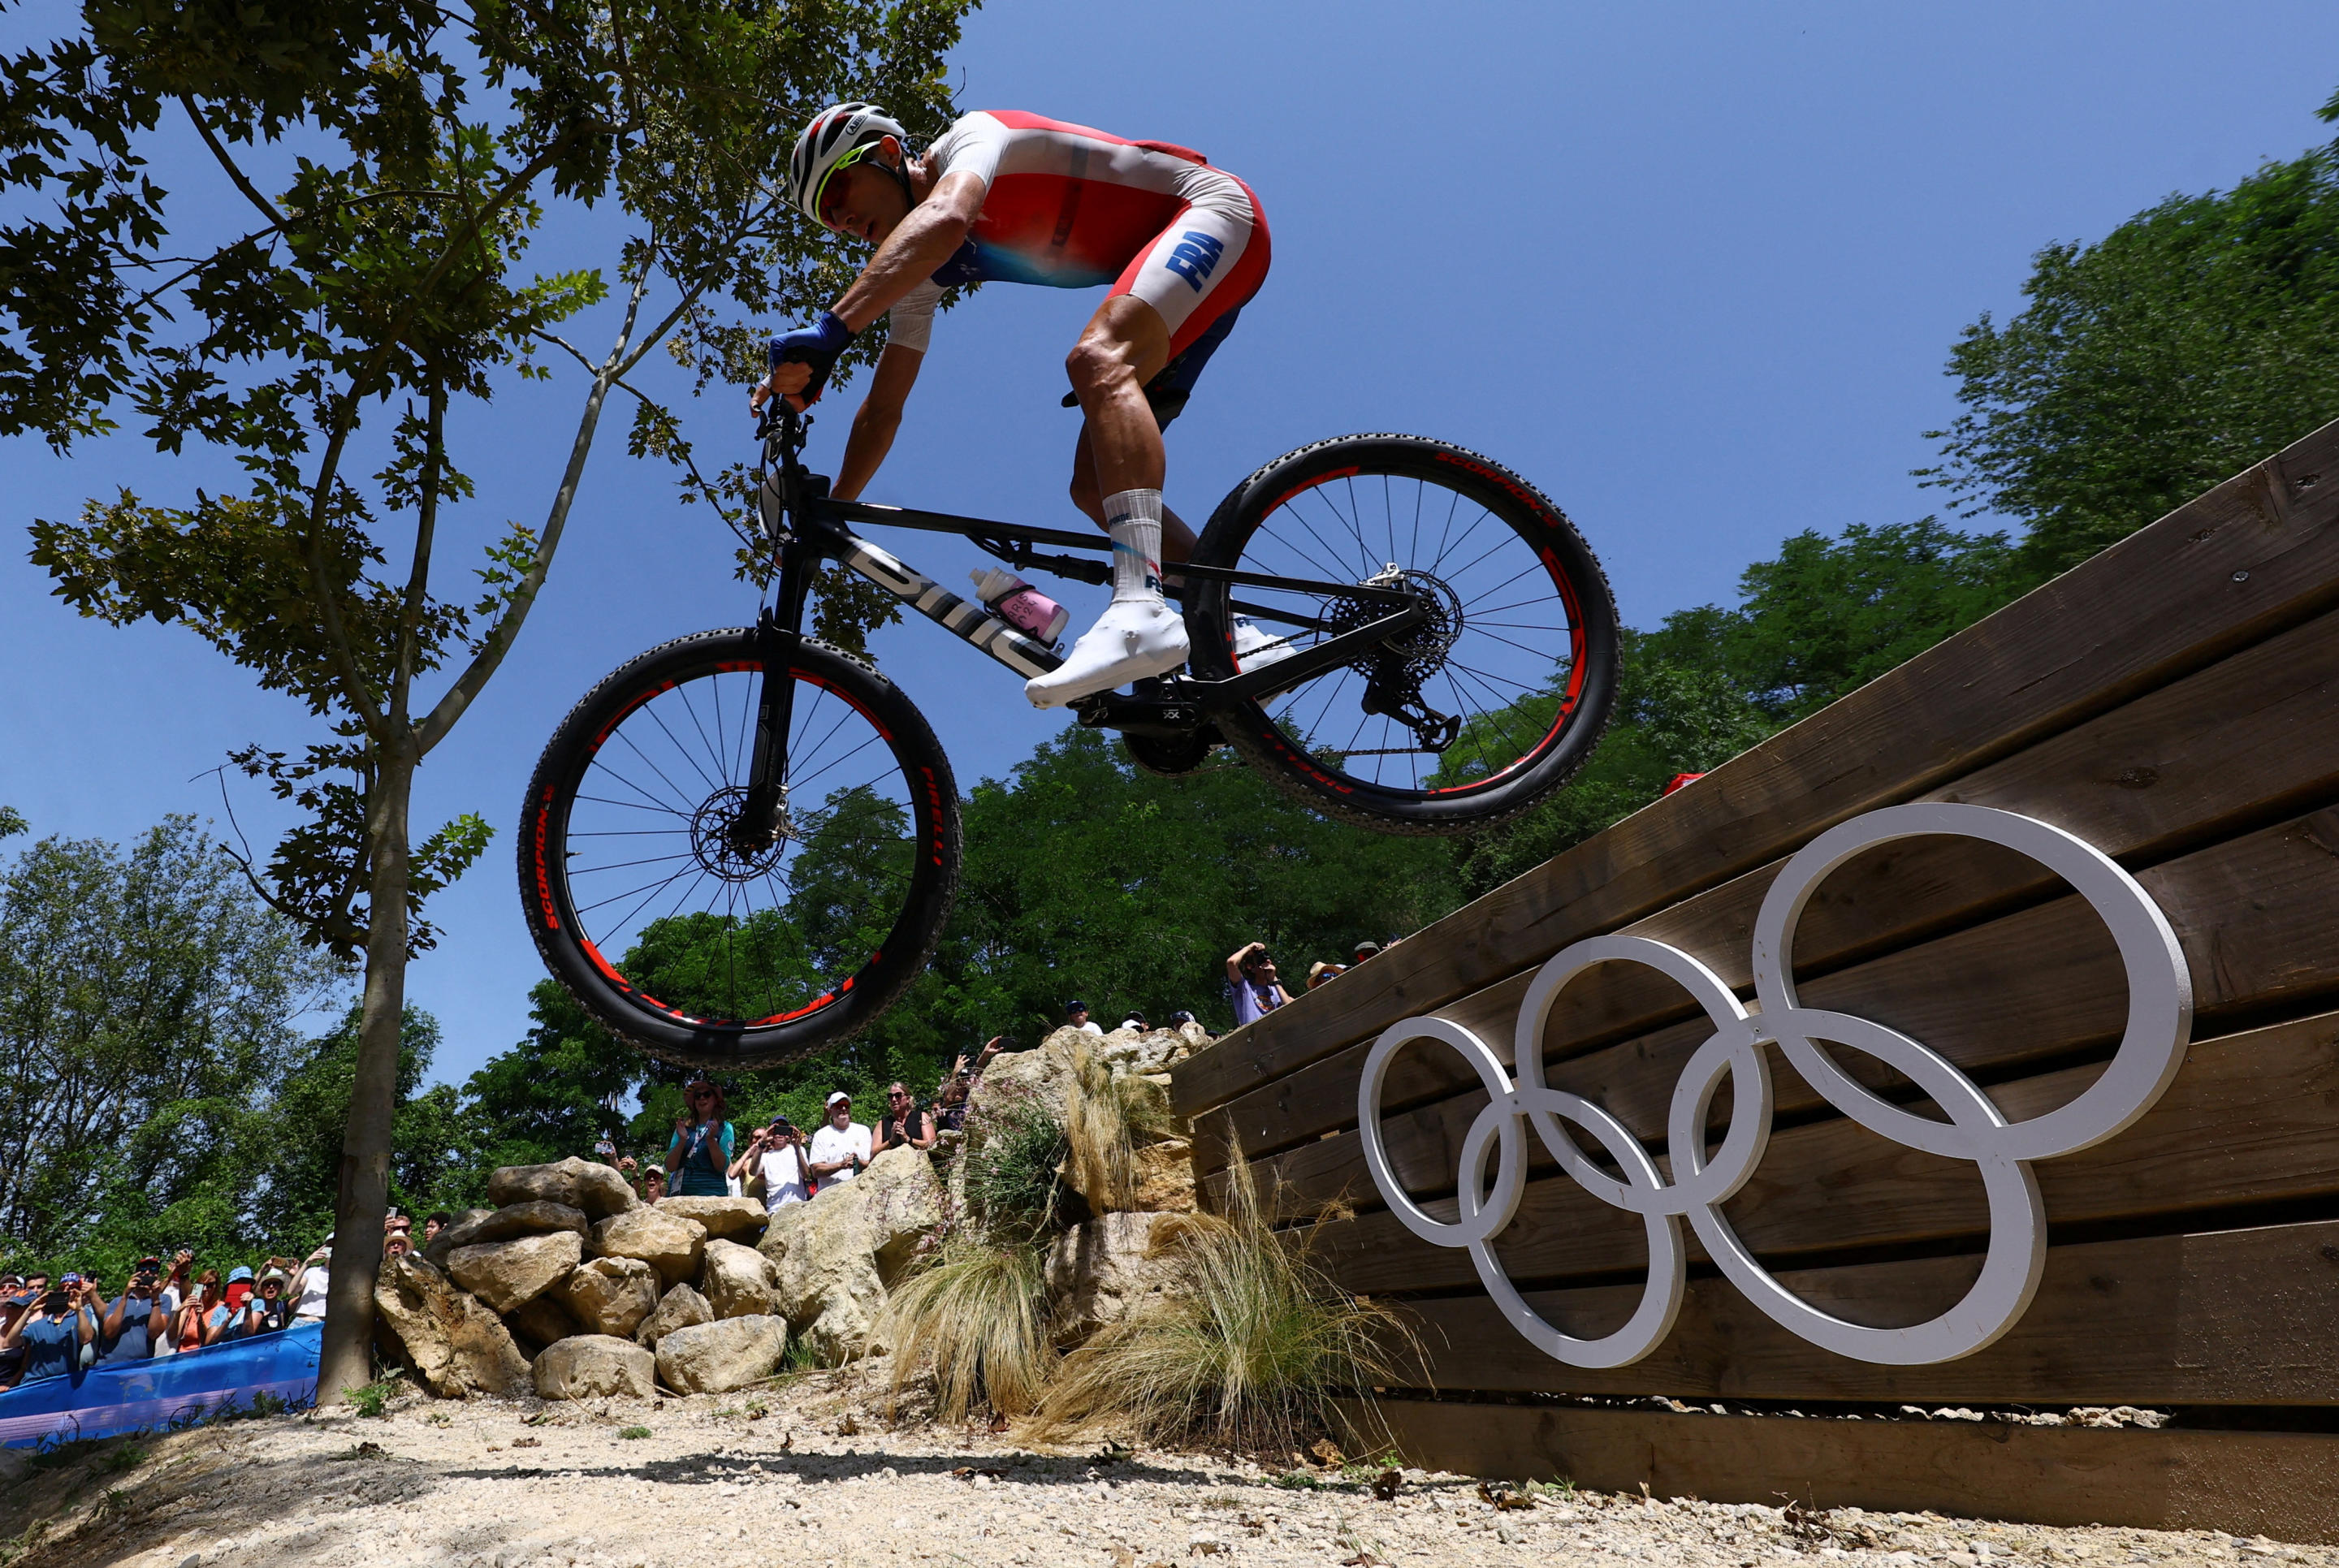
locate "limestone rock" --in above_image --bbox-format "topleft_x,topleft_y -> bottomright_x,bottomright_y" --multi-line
657,1194 -> 769,1242
1131,1138 -> 1197,1212
508,1290 -> 582,1354
702,1238 -> 778,1320
421,1207 -> 493,1265
591,1205 -> 707,1285
654,1314 -> 787,1396
561,1255 -> 660,1339
759,1144 -> 943,1364
373,1252 -> 532,1397
982,1035 -> 1081,1125
1175,1017 -> 1211,1052
633,1281 -> 714,1350
1044,1212 -> 1187,1345
534,1334 -> 656,1401
446,1230 -> 583,1315
430,1201 -> 590,1266
1095,1025 -> 1194,1075
486,1155 -> 638,1220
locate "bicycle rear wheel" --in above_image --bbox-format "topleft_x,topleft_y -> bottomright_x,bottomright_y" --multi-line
1184,434 -> 1618,833
519,629 -> 960,1069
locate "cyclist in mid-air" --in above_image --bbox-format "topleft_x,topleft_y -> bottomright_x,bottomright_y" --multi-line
754,103 -> 1271,708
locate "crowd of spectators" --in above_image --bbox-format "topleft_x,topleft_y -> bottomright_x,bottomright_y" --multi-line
0,1235 -> 337,1392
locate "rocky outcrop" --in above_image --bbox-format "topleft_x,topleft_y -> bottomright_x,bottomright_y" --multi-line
1043,1212 -> 1187,1345
759,1145 -> 943,1364
446,1230 -> 584,1315
486,1155 -> 638,1220
374,1252 -> 532,1397
654,1314 -> 787,1395
561,1255 -> 660,1339
701,1238 -> 777,1320
633,1281 -> 713,1350
534,1334 -> 656,1401
657,1195 -> 768,1242
1092,1024 -> 1196,1075
1131,1138 -> 1197,1212
592,1206 -> 707,1286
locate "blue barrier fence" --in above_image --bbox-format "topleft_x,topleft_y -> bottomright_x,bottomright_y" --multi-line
0,1320 -> 322,1448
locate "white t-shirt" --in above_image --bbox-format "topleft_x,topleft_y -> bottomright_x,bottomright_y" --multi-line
1075,1020 -> 1104,1036
756,1145 -> 812,1211
292,1262 -> 331,1322
808,1121 -> 873,1184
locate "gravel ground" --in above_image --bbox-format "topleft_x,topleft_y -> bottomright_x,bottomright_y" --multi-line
3,1371 -> 2330,1568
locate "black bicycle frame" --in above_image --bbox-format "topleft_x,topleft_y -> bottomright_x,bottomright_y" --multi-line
733,408 -> 1425,843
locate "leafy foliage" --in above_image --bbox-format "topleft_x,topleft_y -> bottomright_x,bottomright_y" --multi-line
1922,136 -> 2339,583
0,816 -> 339,1276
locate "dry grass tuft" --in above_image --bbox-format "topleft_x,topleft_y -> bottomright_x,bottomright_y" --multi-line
1025,1153 -> 1420,1453
1063,1038 -> 1179,1211
874,1232 -> 1056,1423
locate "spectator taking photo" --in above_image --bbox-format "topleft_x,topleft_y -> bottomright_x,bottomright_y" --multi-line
1226,941 -> 1292,1026
808,1091 -> 872,1185
733,1117 -> 812,1212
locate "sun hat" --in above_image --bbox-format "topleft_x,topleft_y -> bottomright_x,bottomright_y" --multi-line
227,1265 -> 253,1283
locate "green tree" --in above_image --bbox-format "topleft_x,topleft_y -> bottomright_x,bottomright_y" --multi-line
1923,106 -> 2339,583
2,1 -> 971,1397
0,815 -> 339,1276
245,1002 -> 469,1244
462,978 -> 650,1173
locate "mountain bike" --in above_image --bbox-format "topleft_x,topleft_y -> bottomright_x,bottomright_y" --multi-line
520,404 -> 1619,1068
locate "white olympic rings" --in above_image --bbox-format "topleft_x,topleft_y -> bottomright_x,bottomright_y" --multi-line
1355,802 -> 2192,1367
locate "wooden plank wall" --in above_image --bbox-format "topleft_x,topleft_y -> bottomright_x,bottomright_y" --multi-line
1170,417 -> 2339,1536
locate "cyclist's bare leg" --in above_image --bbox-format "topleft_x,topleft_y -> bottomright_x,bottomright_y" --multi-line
1069,433 -> 1197,564
1027,296 -> 1192,707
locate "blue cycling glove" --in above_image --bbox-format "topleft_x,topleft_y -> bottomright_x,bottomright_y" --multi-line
768,311 -> 857,407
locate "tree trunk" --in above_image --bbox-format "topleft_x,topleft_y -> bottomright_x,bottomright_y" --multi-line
315,732 -> 417,1403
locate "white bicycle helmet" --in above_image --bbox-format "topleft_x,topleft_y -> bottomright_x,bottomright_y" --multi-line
786,102 -> 911,224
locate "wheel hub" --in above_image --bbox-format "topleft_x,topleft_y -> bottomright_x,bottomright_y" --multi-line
690,785 -> 793,883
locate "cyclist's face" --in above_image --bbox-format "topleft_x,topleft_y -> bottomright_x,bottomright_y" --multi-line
821,145 -> 913,244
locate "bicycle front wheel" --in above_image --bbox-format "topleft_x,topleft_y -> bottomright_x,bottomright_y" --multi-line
519,629 -> 960,1069
1185,434 -> 1619,833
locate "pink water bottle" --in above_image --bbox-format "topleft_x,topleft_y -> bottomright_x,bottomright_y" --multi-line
969,567 -> 1070,644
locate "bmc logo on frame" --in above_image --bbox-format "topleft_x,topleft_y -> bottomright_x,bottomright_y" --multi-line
1163,229 -> 1224,292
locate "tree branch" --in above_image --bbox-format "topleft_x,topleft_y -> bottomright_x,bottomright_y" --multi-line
391,378 -> 447,731
178,97 -> 288,230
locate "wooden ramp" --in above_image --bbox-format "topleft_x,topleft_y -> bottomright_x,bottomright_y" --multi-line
1170,415 -> 2339,1541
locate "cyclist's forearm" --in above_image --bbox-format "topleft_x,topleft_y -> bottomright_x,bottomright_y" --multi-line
832,175 -> 981,330
834,403 -> 901,501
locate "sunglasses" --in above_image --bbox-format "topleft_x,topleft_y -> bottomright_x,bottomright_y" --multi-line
814,144 -> 881,232
689,1090 -> 716,1102
888,1091 -> 910,1099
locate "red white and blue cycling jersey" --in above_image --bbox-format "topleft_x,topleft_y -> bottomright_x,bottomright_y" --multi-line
887,110 -> 1270,368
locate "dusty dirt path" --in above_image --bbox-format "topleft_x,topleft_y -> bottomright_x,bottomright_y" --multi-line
3,1372 -> 2327,1568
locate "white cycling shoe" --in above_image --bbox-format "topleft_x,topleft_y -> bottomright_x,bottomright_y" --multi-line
1023,598 -> 1191,709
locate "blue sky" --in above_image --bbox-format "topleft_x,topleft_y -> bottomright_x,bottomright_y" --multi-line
4,1 -> 2337,1087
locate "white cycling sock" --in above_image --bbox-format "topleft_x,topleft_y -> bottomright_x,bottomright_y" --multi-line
1105,488 -> 1165,603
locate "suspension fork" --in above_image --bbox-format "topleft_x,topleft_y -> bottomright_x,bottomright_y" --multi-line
737,525 -> 818,851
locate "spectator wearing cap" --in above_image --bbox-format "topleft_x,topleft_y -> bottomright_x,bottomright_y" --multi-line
665,1075 -> 737,1199
0,1274 -> 99,1384
1225,941 -> 1293,1027
733,1117 -> 812,1212
1118,1010 -> 1149,1032
871,1082 -> 937,1156
99,1258 -> 171,1365
641,1167 -> 668,1202
1066,1000 -> 1104,1038
0,1279 -> 28,1388
234,1270 -> 294,1338
1352,940 -> 1383,965
808,1091 -> 873,1185
223,1259 -> 257,1314
204,1267 -> 256,1345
